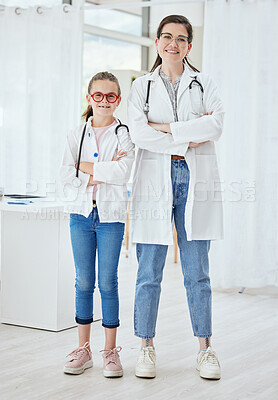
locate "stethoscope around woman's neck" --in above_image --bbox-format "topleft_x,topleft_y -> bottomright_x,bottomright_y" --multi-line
143,71 -> 204,116
71,118 -> 129,188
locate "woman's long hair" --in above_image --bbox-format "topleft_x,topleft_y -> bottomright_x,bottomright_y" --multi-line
150,14 -> 199,73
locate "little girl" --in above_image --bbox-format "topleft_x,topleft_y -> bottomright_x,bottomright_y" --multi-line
60,71 -> 134,378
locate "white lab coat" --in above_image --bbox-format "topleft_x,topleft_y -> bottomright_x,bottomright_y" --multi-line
60,117 -> 135,223
127,64 -> 224,244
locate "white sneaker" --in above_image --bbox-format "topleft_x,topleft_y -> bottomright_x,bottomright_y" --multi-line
196,347 -> 221,380
135,346 -> 156,378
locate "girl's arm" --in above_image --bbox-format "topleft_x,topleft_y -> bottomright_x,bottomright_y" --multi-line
92,130 -> 135,187
75,162 -> 101,185
78,133 -> 135,186
78,154 -> 134,187
92,151 -> 134,186
93,129 -> 135,186
88,175 -> 102,186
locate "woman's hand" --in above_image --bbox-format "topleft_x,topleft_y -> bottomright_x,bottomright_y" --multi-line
113,150 -> 127,161
148,122 -> 171,134
189,111 -> 213,148
75,161 -> 94,175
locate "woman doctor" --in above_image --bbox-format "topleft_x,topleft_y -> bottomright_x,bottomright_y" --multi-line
128,15 -> 224,380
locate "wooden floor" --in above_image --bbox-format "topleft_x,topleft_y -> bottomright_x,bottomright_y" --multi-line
1,246 -> 278,400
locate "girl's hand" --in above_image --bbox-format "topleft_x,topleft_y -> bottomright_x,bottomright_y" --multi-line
189,141 -> 209,148
88,175 -> 102,186
148,122 -> 171,134
113,150 -> 127,161
75,161 -> 94,175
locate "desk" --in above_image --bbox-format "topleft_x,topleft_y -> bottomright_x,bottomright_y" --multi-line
0,200 -> 100,331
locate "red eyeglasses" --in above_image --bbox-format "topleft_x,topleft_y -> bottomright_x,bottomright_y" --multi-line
90,92 -> 119,103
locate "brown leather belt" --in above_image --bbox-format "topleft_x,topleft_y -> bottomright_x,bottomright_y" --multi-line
171,155 -> 185,160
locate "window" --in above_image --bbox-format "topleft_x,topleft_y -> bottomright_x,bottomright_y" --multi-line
84,8 -> 142,36
82,33 -> 141,109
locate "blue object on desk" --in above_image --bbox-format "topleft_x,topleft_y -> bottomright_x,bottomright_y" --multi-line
7,201 -> 34,205
5,194 -> 44,199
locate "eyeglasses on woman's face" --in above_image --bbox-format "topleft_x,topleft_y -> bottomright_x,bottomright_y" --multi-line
90,92 -> 119,103
159,32 -> 189,48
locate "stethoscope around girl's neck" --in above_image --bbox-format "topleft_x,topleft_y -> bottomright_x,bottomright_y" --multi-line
71,119 -> 129,189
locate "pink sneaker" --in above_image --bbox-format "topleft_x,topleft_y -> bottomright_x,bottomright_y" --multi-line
101,346 -> 123,378
64,342 -> 93,375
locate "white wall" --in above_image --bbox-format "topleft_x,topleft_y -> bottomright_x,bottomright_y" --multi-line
110,69 -> 145,122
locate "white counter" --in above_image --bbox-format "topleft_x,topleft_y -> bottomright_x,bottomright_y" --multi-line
0,198 -> 65,212
0,199 -> 100,331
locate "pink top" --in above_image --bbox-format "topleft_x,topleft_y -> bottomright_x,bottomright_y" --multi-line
92,119 -> 117,200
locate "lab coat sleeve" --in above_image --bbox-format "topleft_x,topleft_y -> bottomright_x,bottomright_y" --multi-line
127,79 -> 188,155
93,150 -> 135,186
170,75 -> 225,144
60,127 -> 90,194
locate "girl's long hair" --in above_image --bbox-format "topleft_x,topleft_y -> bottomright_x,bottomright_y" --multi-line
150,14 -> 199,73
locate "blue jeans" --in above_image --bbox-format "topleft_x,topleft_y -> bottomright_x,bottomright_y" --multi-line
134,159 -> 211,339
70,206 -> 125,328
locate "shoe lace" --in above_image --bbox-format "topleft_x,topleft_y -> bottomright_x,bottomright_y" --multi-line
67,341 -> 90,360
100,346 -> 122,365
202,348 -> 219,366
141,347 -> 155,364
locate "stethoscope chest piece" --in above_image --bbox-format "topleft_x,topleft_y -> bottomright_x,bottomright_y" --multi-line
72,177 -> 82,188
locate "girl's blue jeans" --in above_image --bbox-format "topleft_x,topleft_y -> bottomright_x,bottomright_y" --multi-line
70,206 -> 125,328
134,159 -> 212,339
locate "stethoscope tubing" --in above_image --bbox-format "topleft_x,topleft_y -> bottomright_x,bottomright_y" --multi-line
75,124 -> 87,179
144,76 -> 204,116
75,119 -> 129,181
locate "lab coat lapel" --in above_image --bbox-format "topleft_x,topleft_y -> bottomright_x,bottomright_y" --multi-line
150,64 -> 197,112
85,117 -> 99,160
177,65 -> 197,104
150,65 -> 173,111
